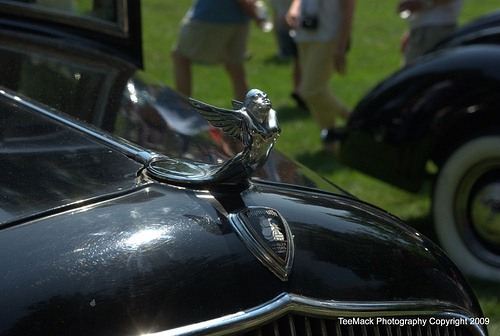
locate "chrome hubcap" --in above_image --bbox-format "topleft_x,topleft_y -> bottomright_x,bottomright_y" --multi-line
455,159 -> 500,266
471,183 -> 500,246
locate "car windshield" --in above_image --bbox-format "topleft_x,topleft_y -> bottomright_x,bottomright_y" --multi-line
0,28 -> 244,163
114,72 -> 243,164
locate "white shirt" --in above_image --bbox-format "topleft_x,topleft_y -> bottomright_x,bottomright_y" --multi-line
408,0 -> 463,29
294,0 -> 342,42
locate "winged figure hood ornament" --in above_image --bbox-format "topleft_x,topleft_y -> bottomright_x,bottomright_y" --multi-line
147,89 -> 281,186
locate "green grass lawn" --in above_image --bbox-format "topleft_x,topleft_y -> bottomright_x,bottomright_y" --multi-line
141,0 -> 500,333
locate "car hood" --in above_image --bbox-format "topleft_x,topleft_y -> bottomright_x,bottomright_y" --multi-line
0,179 -> 482,334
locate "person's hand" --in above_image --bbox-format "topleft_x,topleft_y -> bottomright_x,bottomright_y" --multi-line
397,0 -> 425,13
334,51 -> 347,75
236,0 -> 259,21
285,0 -> 300,28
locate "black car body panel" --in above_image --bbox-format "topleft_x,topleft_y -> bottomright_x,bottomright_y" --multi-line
0,95 -> 145,222
0,182 -> 481,334
0,1 -> 489,335
341,45 -> 500,192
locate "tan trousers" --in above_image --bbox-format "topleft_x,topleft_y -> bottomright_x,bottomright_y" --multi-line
297,39 -> 349,129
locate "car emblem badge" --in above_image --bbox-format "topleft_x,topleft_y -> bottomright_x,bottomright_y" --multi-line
229,207 -> 294,281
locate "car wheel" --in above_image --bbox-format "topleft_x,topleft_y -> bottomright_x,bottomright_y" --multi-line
433,135 -> 500,281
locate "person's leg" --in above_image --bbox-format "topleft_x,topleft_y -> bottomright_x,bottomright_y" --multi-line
224,62 -> 248,102
298,40 -> 349,129
291,57 -> 308,109
224,23 -> 250,101
172,50 -> 192,97
293,58 -> 301,93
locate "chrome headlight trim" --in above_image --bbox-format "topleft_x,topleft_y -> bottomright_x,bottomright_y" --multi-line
143,293 -> 487,336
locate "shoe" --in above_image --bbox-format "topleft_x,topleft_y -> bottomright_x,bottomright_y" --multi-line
321,127 -> 346,152
291,92 -> 308,110
321,127 -> 346,143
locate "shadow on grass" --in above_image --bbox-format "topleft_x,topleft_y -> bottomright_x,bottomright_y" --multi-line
275,105 -> 310,123
296,150 -> 347,174
469,277 -> 500,298
264,54 -> 295,66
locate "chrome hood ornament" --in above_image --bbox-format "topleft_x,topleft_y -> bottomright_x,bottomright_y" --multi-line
147,89 -> 280,185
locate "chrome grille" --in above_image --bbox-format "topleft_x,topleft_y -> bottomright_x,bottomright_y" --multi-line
150,294 -> 485,336
239,314 -> 474,336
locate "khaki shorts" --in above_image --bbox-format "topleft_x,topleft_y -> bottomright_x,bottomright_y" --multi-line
173,17 -> 250,64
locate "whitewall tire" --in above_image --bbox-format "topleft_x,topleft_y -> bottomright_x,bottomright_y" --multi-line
433,136 -> 500,281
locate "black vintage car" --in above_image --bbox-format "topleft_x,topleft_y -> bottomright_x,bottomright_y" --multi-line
430,9 -> 500,52
0,1 -> 489,335
341,10 -> 500,282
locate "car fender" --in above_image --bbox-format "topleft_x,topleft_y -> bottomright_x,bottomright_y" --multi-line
341,45 -> 500,192
430,9 -> 500,52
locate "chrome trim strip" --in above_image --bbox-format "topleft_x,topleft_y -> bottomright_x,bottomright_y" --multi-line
0,89 -> 157,165
143,293 -> 487,336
